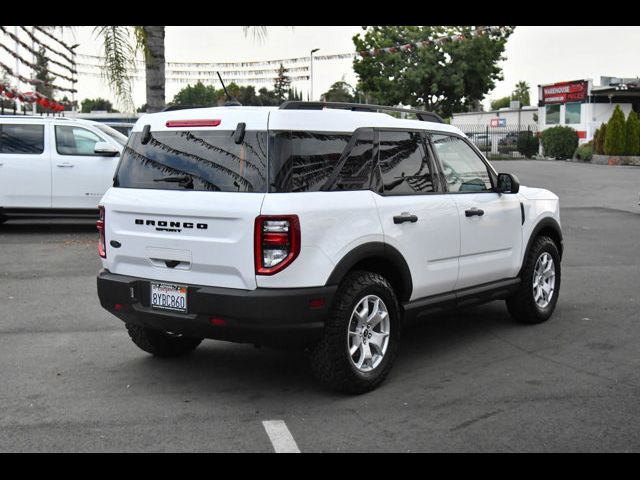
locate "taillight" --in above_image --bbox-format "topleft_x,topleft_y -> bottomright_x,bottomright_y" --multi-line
254,215 -> 300,275
97,206 -> 106,258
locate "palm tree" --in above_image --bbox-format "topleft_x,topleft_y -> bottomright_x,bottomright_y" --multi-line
95,26 -> 268,113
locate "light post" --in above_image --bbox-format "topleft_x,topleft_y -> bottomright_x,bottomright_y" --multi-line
310,48 -> 319,101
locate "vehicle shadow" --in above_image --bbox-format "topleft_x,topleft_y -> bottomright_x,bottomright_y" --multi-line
120,301 -> 518,399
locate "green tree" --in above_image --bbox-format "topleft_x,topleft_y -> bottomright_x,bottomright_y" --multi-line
171,81 -> 218,106
624,110 -> 640,156
81,97 -> 115,113
353,26 -> 514,118
256,87 -> 280,106
604,105 -> 626,155
511,80 -> 530,106
322,81 -> 355,103
273,63 -> 292,101
287,86 -> 303,101
594,122 -> 607,154
490,96 -> 511,110
34,47 -> 56,113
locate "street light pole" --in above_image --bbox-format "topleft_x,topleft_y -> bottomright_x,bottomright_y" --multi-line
310,48 -> 319,101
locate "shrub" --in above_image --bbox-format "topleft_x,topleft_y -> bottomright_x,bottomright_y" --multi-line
594,122 -> 606,154
574,141 -> 593,161
541,126 -> 579,158
604,105 -> 626,155
625,110 -> 640,156
517,131 -> 539,158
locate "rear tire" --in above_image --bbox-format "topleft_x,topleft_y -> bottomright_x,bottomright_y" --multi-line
506,236 -> 561,324
126,324 -> 203,358
309,270 -> 401,394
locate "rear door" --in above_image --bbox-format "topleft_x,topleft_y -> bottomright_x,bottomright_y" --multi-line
0,121 -> 51,208
431,133 -> 522,289
371,129 -> 460,300
51,123 -> 121,209
102,109 -> 270,290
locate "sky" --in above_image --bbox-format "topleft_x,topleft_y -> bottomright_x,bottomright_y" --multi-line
2,26 -> 640,112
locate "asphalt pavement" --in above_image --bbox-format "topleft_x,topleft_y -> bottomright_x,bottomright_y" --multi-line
1,160 -> 639,452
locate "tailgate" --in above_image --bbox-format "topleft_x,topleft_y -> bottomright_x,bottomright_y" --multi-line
102,188 -> 264,290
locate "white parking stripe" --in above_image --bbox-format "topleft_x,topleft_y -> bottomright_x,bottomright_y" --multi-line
262,420 -> 301,453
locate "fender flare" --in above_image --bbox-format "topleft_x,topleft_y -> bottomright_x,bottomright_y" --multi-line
521,217 -> 564,274
325,242 -> 413,301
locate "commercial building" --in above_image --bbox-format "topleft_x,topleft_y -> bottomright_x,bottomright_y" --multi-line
451,106 -> 537,129
538,76 -> 640,144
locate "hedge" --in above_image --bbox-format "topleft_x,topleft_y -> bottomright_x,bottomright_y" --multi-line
541,126 -> 578,158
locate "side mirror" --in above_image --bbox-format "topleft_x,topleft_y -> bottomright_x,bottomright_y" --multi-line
497,173 -> 520,194
94,142 -> 119,157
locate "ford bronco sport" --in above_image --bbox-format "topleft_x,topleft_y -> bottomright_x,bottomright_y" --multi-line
96,101 -> 563,393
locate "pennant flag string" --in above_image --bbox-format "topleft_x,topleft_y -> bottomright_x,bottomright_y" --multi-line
0,60 -> 77,93
18,26 -> 76,66
32,26 -> 77,55
0,26 -> 77,75
0,42 -> 77,84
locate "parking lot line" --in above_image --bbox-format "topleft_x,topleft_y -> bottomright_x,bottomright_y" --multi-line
262,420 -> 301,453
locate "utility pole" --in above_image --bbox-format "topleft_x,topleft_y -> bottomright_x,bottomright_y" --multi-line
310,48 -> 319,101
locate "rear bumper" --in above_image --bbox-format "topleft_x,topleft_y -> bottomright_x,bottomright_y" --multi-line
97,270 -> 336,347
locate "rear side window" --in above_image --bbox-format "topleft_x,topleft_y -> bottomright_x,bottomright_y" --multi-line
0,124 -> 44,154
115,130 -> 268,192
269,130 -> 375,193
378,130 -> 435,195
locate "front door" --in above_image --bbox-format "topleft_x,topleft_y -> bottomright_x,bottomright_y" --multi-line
51,124 -> 120,209
431,133 -> 522,290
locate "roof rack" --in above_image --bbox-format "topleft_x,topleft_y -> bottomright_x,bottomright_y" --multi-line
279,101 -> 444,123
0,114 -> 70,120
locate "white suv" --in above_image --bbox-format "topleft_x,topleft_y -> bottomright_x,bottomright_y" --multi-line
0,116 -> 126,223
96,102 -> 563,393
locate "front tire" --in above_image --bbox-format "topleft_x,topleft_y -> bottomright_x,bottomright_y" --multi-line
506,236 -> 561,324
126,324 -> 203,358
309,271 -> 401,394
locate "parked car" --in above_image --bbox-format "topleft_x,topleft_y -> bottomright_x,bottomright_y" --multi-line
467,133 -> 492,149
498,130 -> 533,153
96,101 -> 563,393
0,115 -> 126,223
104,121 -> 135,137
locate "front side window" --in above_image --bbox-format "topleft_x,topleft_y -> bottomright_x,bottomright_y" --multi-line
115,130 -> 268,192
56,126 -> 106,155
431,134 -> 493,192
378,130 -> 435,195
545,104 -> 560,125
0,124 -> 44,154
565,102 -> 581,124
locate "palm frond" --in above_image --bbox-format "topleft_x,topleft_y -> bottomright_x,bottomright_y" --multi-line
93,26 -> 136,112
242,26 -> 268,44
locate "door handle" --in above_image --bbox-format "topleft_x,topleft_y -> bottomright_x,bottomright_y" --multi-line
465,208 -> 485,217
393,213 -> 418,224
56,163 -> 74,168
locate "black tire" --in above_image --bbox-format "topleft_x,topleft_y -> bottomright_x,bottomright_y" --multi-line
506,236 -> 561,324
125,323 -> 203,358
309,270 -> 401,394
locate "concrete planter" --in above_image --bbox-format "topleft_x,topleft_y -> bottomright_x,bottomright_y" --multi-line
591,154 -> 640,166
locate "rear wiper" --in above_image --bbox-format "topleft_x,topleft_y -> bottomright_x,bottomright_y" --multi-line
153,175 -> 194,188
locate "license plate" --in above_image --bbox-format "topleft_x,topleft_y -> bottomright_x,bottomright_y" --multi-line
150,283 -> 188,313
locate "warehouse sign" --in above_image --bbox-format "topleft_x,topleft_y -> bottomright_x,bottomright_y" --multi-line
542,80 -> 588,105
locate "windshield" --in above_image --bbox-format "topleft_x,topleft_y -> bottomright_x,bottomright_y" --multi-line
114,130 -> 268,192
94,123 -> 128,146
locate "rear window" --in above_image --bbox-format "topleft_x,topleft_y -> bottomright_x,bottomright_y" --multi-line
115,130 -> 268,192
0,124 -> 44,154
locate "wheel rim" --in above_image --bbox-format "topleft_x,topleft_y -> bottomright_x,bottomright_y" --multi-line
532,252 -> 555,309
347,295 -> 390,373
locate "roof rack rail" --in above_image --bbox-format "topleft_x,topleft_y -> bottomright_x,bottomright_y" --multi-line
0,114 -> 70,120
279,101 -> 444,123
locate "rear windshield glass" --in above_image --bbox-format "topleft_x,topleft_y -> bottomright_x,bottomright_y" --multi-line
115,130 -> 268,192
